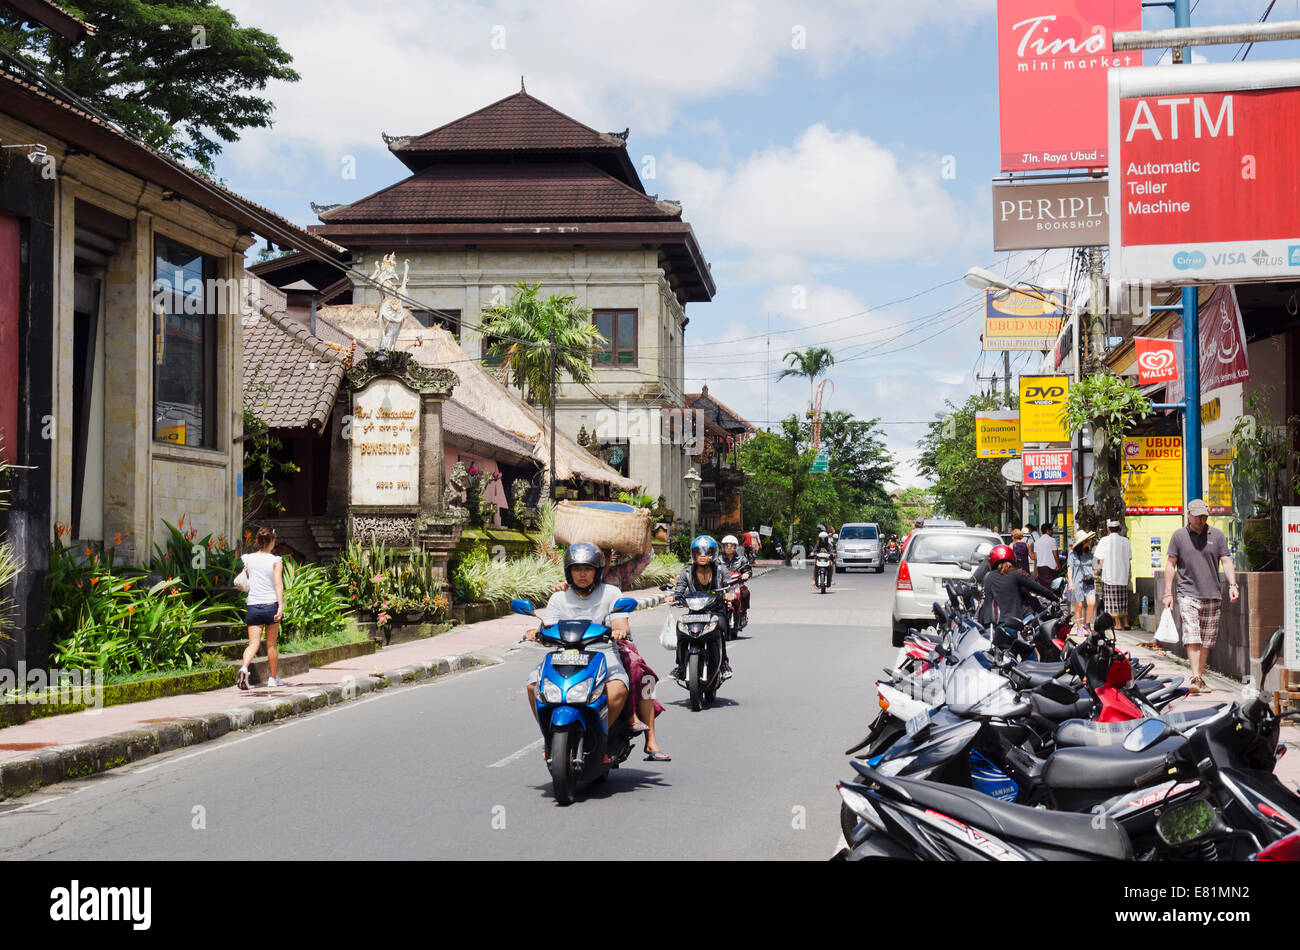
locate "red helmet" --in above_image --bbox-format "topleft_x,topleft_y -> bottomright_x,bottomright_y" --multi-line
988,544 -> 1015,568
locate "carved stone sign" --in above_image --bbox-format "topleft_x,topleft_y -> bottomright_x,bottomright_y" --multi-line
350,378 -> 420,506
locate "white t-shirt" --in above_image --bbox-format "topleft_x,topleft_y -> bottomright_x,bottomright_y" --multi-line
1095,532 -> 1132,586
542,583 -> 623,626
241,551 -> 281,606
1033,534 -> 1059,570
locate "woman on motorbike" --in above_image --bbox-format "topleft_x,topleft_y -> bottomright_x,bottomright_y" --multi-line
979,543 -> 1060,625
667,536 -> 735,681
718,535 -> 752,629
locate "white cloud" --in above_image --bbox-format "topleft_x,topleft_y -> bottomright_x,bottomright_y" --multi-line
661,123 -> 984,278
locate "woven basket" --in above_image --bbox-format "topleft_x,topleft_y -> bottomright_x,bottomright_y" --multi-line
553,501 -> 652,556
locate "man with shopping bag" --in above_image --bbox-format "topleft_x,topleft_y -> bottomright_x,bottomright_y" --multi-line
1162,499 -> 1239,694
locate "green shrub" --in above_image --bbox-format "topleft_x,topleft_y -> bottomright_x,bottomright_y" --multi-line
334,540 -> 447,623
280,559 -> 348,642
450,542 -> 491,603
668,531 -> 692,561
148,518 -> 241,597
640,553 -> 685,587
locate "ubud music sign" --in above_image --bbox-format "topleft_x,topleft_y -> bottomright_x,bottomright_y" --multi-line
984,289 -> 1067,351
993,180 -> 1110,250
1019,375 -> 1070,444
1108,61 -> 1300,286
1122,435 -> 1183,514
998,0 -> 1142,172
1023,450 -> 1072,485
1134,336 -> 1178,384
976,411 -> 1021,458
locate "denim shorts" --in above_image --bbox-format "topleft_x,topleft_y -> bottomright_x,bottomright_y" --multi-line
246,603 -> 279,626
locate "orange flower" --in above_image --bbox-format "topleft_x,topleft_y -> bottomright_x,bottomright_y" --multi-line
114,532 -> 123,546
85,546 -> 92,557
178,516 -> 184,529
90,577 -> 99,587
168,587 -> 178,596
123,582 -> 132,591
128,606 -> 135,615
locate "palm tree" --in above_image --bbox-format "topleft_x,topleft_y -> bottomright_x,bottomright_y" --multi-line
777,346 -> 836,414
478,281 -> 606,407
479,281 -> 608,501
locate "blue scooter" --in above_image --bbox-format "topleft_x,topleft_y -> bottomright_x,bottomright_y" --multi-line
512,596 -> 638,805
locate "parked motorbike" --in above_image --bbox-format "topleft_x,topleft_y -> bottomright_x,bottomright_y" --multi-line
512,595 -> 639,806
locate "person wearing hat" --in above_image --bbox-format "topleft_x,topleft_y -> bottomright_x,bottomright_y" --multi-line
1163,499 -> 1239,694
1066,528 -> 1098,632
1094,519 -> 1132,630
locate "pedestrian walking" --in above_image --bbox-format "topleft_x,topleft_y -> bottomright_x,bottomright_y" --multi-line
236,526 -> 285,690
1094,519 -> 1132,630
1066,529 -> 1098,632
1010,528 -> 1030,573
1033,523 -> 1059,587
1163,499 -> 1239,694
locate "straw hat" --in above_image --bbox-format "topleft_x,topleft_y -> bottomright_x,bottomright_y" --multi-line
1072,528 -> 1097,550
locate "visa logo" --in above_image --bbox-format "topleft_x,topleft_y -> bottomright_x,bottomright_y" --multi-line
1173,251 -> 1206,270
1212,252 -> 1246,266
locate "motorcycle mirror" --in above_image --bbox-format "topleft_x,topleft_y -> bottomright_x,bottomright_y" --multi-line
974,542 -> 994,558
1122,718 -> 1171,753
1155,800 -> 1223,848
1036,680 -> 1077,705
611,596 -> 638,614
1261,626 -> 1286,679
510,599 -> 537,617
1052,577 -> 1065,594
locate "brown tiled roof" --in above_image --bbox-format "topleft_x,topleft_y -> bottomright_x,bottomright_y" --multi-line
685,392 -> 757,435
320,163 -> 680,224
392,91 -> 626,155
443,400 -> 537,465
242,301 -> 347,432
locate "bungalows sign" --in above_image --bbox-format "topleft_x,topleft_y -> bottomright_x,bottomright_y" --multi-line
984,289 -> 1067,351
998,0 -> 1142,172
993,180 -> 1110,250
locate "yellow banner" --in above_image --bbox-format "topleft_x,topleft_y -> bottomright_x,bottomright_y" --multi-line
1122,436 -> 1183,515
976,412 -> 1020,458
1019,375 -> 1069,444
1208,447 -> 1232,514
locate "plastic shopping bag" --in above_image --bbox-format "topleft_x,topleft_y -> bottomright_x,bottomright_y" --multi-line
659,613 -> 677,652
1155,607 -> 1179,644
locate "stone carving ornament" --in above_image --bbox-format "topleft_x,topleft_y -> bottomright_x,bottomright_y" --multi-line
352,515 -> 416,546
443,461 -> 471,524
371,252 -> 410,353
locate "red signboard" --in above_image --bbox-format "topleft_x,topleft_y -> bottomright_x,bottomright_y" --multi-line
1023,450 -> 1073,485
1199,284 -> 1249,393
1109,63 -> 1300,285
998,0 -> 1142,172
1134,337 -> 1178,385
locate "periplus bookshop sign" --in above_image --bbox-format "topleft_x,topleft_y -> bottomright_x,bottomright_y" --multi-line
993,180 -> 1109,250
1109,60 -> 1300,288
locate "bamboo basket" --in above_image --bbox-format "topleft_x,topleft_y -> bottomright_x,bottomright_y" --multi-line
553,501 -> 652,556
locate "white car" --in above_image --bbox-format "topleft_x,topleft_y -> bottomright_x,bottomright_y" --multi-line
891,527 -> 1000,647
835,522 -> 883,573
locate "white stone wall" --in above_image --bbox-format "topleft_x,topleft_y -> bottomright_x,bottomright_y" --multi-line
0,105 -> 255,564
351,245 -> 692,518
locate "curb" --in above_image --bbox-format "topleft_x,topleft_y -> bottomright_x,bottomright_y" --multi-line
0,652 -> 489,802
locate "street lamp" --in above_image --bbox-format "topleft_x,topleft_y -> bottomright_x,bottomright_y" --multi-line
684,466 -> 701,540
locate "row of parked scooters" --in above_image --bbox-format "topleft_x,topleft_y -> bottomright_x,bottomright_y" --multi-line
833,578 -> 1300,861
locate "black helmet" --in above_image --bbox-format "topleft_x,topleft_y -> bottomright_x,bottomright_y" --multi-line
563,542 -> 605,594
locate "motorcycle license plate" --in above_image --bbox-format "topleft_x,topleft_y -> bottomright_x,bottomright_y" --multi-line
905,712 -> 930,738
683,614 -> 713,623
553,650 -> 590,666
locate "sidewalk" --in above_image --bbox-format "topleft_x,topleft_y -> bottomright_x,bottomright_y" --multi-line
1115,628 -> 1300,791
0,585 -> 674,800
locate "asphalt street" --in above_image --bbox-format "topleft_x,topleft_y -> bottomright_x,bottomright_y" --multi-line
0,565 -> 900,860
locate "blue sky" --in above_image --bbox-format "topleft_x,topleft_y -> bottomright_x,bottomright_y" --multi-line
218,0 -> 1296,486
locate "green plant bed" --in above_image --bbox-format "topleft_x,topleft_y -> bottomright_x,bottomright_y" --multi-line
0,664 -> 242,727
278,625 -> 370,655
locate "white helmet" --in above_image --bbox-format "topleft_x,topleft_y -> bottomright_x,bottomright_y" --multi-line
721,535 -> 739,546
818,531 -> 829,541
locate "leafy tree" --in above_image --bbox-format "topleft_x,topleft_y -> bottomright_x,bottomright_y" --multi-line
1060,371 -> 1153,531
891,486 -> 933,536
776,346 -> 835,413
0,0 -> 298,172
479,281 -> 606,408
916,393 -> 1010,529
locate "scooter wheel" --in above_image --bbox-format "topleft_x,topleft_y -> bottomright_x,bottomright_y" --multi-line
549,728 -> 579,805
687,654 -> 703,711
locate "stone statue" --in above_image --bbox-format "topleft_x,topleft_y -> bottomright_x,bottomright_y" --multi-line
370,252 -> 410,352
443,460 -> 471,524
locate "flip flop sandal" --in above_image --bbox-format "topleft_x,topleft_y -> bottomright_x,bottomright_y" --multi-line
643,750 -> 672,762
630,719 -> 650,734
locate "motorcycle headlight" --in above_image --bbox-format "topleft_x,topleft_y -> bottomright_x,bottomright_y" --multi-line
704,617 -> 719,632
540,679 -> 563,704
565,679 -> 593,704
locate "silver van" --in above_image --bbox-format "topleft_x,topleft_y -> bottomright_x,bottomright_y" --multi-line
836,523 -> 883,574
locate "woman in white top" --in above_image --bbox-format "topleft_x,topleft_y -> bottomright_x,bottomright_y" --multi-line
237,526 -> 285,690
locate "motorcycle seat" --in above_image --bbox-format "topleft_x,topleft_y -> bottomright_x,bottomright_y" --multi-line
851,767 -> 1132,860
1011,660 -> 1067,688
1029,691 -> 1092,723
1042,737 -> 1186,790
1055,707 -> 1220,748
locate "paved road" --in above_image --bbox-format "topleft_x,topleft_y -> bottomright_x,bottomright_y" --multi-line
0,566 -> 899,860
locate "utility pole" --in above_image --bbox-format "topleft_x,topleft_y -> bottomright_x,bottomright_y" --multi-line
549,324 -> 557,504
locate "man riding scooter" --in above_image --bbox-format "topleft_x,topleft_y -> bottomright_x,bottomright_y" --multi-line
812,530 -> 835,588
718,535 -> 753,630
667,536 -> 736,681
